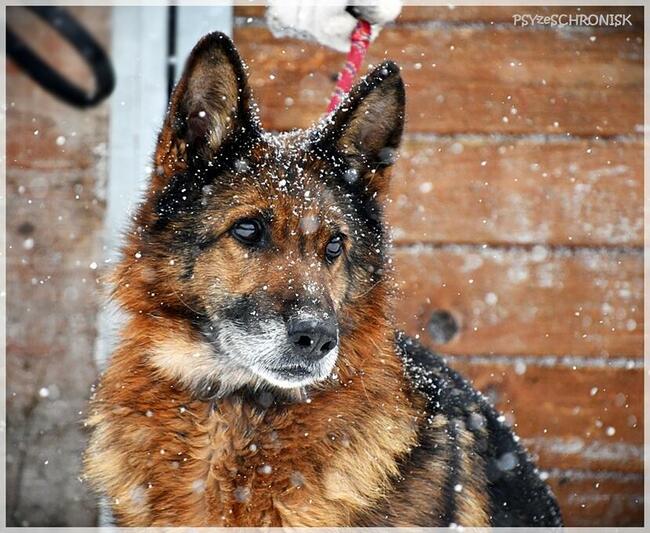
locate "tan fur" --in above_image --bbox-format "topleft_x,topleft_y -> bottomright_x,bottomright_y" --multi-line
452,421 -> 491,526
85,312 -> 421,526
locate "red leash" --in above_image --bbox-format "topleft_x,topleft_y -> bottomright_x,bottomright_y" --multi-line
327,19 -> 372,113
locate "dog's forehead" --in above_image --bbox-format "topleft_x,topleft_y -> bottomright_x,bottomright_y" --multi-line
237,132 -> 340,203
250,130 -> 325,177
198,132 -> 351,233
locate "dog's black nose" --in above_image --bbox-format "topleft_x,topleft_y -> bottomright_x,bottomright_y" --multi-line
287,318 -> 338,361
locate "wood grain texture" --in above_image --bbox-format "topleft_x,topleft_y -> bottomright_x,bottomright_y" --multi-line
392,246 -> 642,358
387,137 -> 642,247
451,362 -> 642,473
547,473 -> 643,526
234,25 -> 643,135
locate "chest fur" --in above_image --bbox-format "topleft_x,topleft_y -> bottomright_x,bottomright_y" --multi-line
86,386 -> 418,527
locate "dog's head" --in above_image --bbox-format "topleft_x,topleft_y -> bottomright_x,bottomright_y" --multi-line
117,33 -> 404,394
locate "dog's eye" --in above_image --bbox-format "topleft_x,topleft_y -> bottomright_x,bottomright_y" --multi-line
325,235 -> 344,263
231,218 -> 263,245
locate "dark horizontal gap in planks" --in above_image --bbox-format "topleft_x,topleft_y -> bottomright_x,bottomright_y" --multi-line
392,241 -> 643,257
442,353 -> 643,371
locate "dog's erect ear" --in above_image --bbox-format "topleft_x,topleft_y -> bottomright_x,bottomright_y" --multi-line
154,32 -> 256,177
315,61 -> 405,195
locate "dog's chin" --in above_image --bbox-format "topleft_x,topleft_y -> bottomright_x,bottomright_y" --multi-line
250,348 -> 339,390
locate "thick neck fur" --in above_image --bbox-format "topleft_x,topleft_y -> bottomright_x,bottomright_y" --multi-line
84,281 -> 421,526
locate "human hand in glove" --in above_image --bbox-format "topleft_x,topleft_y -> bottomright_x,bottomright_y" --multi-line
266,0 -> 402,53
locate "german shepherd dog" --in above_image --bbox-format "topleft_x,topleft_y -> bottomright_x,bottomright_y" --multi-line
84,33 -> 562,527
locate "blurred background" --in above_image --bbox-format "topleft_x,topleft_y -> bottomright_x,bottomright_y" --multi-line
6,4 -> 644,527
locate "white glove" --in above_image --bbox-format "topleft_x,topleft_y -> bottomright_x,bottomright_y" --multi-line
267,0 -> 402,53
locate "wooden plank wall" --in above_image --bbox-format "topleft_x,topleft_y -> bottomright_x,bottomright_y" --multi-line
6,7 -> 110,526
232,5 -> 644,527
